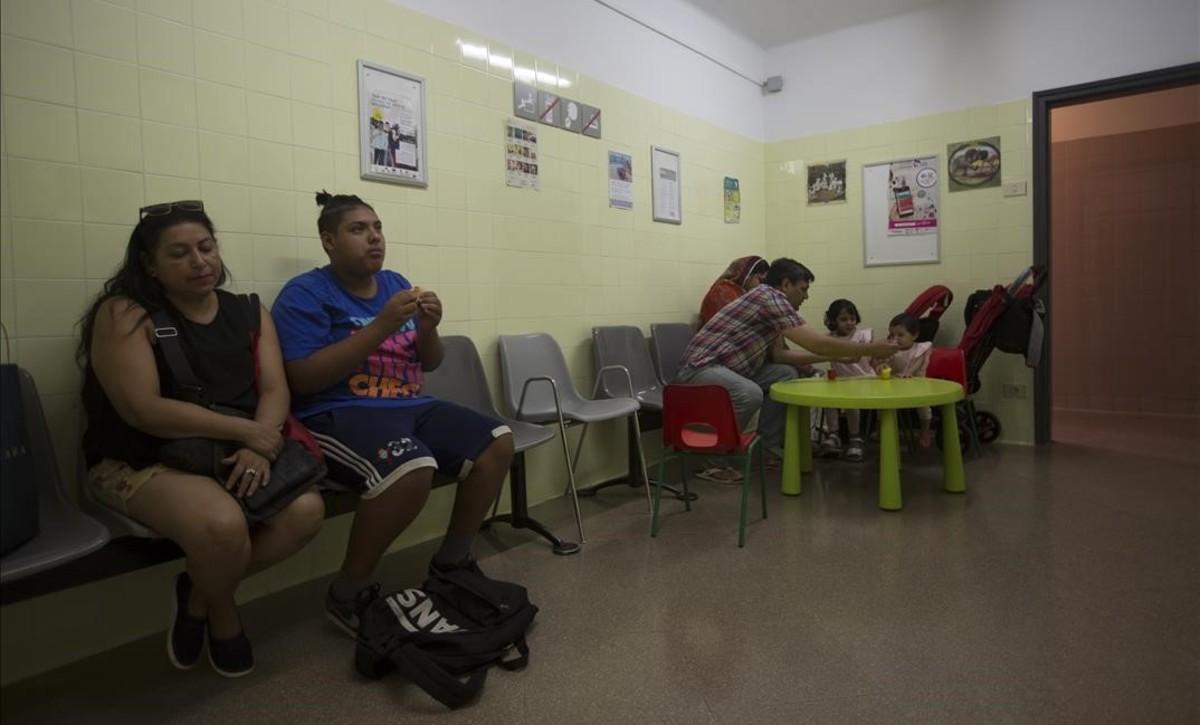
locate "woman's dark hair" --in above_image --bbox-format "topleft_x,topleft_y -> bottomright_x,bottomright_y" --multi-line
315,190 -> 374,235
824,298 -> 860,332
889,313 -> 920,335
764,257 -> 815,288
77,206 -> 223,364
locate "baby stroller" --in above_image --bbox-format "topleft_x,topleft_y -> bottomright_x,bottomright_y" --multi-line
904,285 -> 954,343
936,266 -> 1047,450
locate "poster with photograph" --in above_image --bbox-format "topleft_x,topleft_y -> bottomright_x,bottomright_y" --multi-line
651,146 -> 681,224
947,137 -> 1001,191
608,151 -> 633,209
358,60 -> 426,187
505,119 -> 539,190
723,177 -> 740,223
807,160 -> 846,204
886,156 -> 939,236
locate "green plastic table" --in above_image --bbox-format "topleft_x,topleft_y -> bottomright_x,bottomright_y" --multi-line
768,377 -> 966,510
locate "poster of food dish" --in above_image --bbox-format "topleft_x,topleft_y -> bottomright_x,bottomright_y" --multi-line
886,156 -> 939,235
947,137 -> 1001,191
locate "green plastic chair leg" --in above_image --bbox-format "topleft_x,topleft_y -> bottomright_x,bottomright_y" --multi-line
878,409 -> 903,511
651,451 -> 666,537
738,452 -> 751,547
759,443 -> 768,520
680,453 -> 692,512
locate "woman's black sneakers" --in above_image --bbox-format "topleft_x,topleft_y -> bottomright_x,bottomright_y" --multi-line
208,630 -> 254,678
167,573 -> 207,670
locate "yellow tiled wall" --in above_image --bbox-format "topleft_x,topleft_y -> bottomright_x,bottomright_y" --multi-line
766,101 -> 1036,443
0,0 -> 765,684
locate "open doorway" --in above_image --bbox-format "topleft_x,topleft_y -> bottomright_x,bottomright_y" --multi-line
1033,63 -> 1200,463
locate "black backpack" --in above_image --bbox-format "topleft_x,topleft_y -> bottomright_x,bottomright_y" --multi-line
355,568 -> 538,709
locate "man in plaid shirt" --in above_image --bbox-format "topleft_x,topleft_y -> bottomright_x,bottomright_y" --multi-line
677,258 -> 897,453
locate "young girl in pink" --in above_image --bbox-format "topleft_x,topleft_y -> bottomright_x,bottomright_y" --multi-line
820,299 -> 874,461
876,313 -> 935,448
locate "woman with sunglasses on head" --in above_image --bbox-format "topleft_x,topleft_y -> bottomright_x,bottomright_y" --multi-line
78,201 -> 325,678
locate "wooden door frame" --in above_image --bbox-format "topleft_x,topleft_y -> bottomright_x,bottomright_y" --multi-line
1031,62 -> 1200,445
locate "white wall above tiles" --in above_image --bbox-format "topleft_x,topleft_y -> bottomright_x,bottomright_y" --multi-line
388,0 -> 768,140
763,0 -> 1200,140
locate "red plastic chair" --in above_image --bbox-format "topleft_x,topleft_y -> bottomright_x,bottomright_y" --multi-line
653,385 -> 766,547
926,348 -> 982,456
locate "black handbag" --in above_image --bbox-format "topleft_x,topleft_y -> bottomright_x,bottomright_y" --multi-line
1,361 -> 39,555
151,303 -> 325,524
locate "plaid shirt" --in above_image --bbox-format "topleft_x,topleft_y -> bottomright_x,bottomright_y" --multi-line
681,284 -> 804,378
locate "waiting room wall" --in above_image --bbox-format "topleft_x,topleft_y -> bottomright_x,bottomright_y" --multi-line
0,0 -> 765,684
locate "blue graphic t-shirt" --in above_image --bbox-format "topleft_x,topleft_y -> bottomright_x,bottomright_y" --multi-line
271,267 -> 429,418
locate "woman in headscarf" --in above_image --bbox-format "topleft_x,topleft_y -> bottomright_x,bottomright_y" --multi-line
699,256 -> 769,326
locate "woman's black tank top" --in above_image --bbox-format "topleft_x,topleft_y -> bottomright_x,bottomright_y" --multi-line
82,290 -> 259,469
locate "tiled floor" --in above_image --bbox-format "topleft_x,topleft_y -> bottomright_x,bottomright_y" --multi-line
2,443 -> 1197,724
1053,408 -> 1200,465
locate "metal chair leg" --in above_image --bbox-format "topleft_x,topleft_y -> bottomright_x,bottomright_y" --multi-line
629,412 -> 654,514
554,411 -> 586,544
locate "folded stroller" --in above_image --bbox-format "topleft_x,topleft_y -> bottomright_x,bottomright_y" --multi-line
939,266 -> 1047,448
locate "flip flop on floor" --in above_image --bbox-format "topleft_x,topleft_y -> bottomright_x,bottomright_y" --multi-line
695,466 -> 744,484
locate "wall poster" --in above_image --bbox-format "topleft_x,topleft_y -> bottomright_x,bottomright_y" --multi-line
947,137 -> 1002,191
358,60 -> 427,187
505,119 -> 539,190
608,151 -> 633,209
651,146 -> 681,224
806,160 -> 846,204
886,156 -> 939,236
723,177 -> 740,223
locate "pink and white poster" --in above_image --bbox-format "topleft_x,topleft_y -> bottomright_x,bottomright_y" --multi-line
886,156 -> 939,236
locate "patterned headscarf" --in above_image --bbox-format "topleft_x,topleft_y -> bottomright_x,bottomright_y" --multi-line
720,256 -> 769,288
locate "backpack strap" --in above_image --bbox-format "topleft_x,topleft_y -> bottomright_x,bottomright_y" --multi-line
150,307 -> 207,404
389,643 -> 488,710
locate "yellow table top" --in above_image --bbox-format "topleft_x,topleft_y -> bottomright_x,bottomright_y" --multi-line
769,377 -> 964,409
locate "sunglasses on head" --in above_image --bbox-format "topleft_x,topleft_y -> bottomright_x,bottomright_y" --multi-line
139,200 -> 205,219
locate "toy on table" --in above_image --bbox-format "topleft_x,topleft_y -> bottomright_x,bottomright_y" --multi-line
879,365 -> 892,380
826,369 -> 837,381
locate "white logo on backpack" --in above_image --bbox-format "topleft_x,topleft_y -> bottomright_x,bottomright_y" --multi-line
387,589 -> 464,634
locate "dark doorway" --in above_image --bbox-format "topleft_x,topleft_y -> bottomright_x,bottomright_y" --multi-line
1033,63 -> 1200,462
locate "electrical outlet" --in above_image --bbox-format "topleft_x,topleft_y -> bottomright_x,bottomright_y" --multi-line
1002,179 -> 1027,197
1002,383 -> 1028,399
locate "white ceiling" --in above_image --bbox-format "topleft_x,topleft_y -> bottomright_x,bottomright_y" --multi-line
678,0 -> 952,49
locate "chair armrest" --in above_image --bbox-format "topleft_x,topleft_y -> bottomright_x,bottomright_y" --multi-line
516,376 -> 564,421
592,364 -> 634,400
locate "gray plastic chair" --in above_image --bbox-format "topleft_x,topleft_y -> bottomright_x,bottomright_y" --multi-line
424,336 -> 578,554
591,326 -> 663,411
0,370 -> 110,584
424,336 -> 555,454
498,333 -> 650,543
650,323 -> 694,385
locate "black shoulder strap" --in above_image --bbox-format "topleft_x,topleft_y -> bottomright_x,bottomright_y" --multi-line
150,307 -> 206,403
240,293 -> 261,335
390,643 -> 487,710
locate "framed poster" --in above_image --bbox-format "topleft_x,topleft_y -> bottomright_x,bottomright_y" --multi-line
947,136 -> 1001,191
513,81 -> 538,121
580,103 -> 601,138
358,60 -> 427,187
537,90 -> 562,127
651,145 -> 681,224
560,98 -> 582,133
862,156 -> 939,267
806,160 -> 846,204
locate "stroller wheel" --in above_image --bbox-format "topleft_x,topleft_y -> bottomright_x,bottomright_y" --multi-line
976,411 -> 1001,443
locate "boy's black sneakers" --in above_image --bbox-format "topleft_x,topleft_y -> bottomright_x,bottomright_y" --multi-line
326,582 -> 381,638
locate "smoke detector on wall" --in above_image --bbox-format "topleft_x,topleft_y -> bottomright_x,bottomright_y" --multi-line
762,75 -> 784,94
